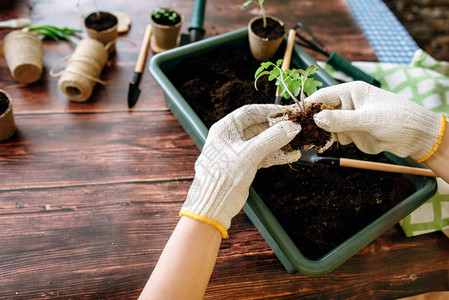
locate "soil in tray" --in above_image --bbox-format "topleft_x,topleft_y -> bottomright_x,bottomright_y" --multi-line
167,43 -> 416,260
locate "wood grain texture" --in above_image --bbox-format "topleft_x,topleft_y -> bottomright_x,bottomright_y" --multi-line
0,0 -> 448,299
0,112 -> 198,190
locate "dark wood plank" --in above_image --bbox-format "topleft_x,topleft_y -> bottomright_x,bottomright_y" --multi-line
206,225 -> 449,299
2,182 -> 447,299
0,111 -> 198,189
0,181 -> 189,299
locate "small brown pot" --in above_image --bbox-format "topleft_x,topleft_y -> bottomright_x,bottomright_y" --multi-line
84,11 -> 118,54
150,9 -> 183,54
0,90 -> 16,141
3,30 -> 43,84
248,16 -> 285,61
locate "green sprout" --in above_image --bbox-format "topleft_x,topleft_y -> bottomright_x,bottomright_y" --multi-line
152,8 -> 180,24
23,25 -> 81,45
254,59 -> 323,112
239,0 -> 267,27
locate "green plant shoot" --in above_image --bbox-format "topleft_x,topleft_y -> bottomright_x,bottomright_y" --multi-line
239,0 -> 266,27
23,25 -> 81,45
152,8 -> 180,23
254,59 -> 323,111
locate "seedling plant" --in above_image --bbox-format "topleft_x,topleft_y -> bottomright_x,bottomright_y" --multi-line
152,8 -> 181,24
239,0 -> 267,27
254,59 -> 323,112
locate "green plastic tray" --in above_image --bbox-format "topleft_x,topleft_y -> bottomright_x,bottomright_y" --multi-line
149,27 -> 438,276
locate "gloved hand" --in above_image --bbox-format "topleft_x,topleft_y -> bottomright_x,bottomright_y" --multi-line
180,104 -> 302,238
306,81 -> 446,162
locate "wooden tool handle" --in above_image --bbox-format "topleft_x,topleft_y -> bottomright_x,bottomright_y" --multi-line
281,29 -> 296,70
135,25 -> 152,73
340,158 -> 438,177
275,29 -> 296,97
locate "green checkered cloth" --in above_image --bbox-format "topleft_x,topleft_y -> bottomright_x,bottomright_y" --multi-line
319,49 -> 449,238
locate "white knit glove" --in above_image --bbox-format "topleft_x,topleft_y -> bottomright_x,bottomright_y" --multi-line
306,81 -> 446,162
180,104 -> 302,238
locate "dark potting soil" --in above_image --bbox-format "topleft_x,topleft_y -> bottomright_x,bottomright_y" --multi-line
167,43 -> 416,260
0,92 -> 9,115
251,17 -> 285,40
278,103 -> 334,151
85,12 -> 118,31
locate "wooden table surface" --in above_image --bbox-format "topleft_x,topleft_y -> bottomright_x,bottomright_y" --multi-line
1,0 -> 448,299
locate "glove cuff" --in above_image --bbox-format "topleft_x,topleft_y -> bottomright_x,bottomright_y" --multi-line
416,114 -> 447,163
179,209 -> 229,239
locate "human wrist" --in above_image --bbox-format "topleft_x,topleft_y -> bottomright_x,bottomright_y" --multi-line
414,114 -> 447,162
423,120 -> 449,183
179,209 -> 229,239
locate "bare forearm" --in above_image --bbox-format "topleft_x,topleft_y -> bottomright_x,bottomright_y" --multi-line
139,217 -> 222,300
424,121 -> 449,183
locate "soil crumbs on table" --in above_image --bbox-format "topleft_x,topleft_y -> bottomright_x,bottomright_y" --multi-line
168,43 -> 416,260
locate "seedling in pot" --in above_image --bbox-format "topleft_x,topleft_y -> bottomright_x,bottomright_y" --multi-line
254,59 -> 323,112
151,8 -> 182,26
239,0 -> 267,27
240,0 -> 285,61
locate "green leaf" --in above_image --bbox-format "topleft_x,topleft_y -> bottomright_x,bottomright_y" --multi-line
239,0 -> 253,8
24,25 -> 80,44
298,69 -> 308,78
276,59 -> 283,67
306,64 -> 318,75
279,84 -> 289,99
254,65 -> 265,79
303,78 -> 323,96
254,70 -> 271,90
292,81 -> 301,96
261,61 -> 274,69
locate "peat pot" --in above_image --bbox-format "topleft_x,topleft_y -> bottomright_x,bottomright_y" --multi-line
248,15 -> 285,61
150,8 -> 183,54
149,28 -> 437,276
3,30 -> 43,84
0,90 -> 16,141
84,11 -> 118,54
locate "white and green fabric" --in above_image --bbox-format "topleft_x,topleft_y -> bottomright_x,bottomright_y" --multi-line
318,49 -> 449,238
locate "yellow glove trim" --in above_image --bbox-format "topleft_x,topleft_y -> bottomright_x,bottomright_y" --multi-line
417,114 -> 447,163
179,209 -> 229,239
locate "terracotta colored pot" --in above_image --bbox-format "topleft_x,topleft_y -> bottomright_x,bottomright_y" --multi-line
150,9 -> 183,54
248,16 -> 285,61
